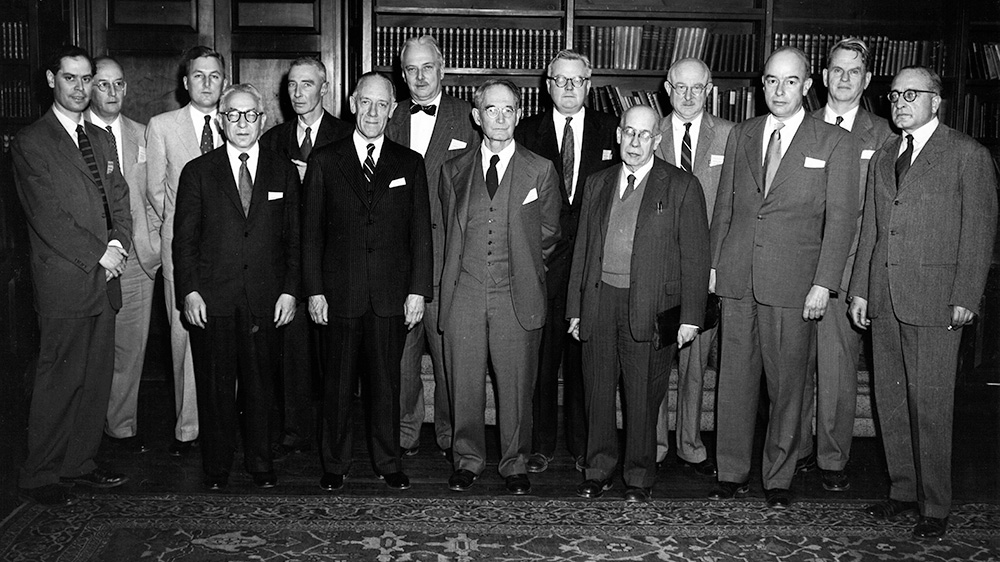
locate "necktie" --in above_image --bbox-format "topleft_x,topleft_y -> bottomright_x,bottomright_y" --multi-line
300,126 -> 313,161
680,121 -> 693,173
238,152 -> 252,215
561,116 -> 575,201
105,125 -> 121,170
410,103 -> 437,116
763,121 -> 784,196
487,154 -> 500,199
895,134 -> 914,187
76,124 -> 113,230
621,173 -> 636,201
200,115 -> 213,155
364,143 -> 376,201
835,115 -> 844,128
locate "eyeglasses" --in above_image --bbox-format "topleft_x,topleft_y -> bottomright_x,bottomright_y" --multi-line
222,109 -> 262,123
621,127 -> 655,142
887,89 -> 938,103
94,80 -> 126,93
548,75 -> 589,89
482,106 -> 517,119
667,82 -> 707,96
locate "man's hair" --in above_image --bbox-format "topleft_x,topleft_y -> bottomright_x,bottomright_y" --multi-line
473,78 -> 521,110
181,45 -> 225,76
765,45 -> 810,78
618,105 -> 662,135
352,71 -> 396,100
547,49 -> 592,76
827,37 -> 871,72
400,35 -> 445,67
898,65 -> 944,95
667,57 -> 713,86
220,83 -> 264,111
46,45 -> 94,76
92,55 -> 124,77
289,56 -> 327,82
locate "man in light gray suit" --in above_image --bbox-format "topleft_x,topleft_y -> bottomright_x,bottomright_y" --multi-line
87,56 -> 160,453
146,46 -> 226,456
652,57 -> 734,478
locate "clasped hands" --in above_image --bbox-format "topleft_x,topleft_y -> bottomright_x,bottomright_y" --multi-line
100,244 -> 128,281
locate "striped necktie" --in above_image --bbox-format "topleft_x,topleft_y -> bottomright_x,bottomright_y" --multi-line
363,143 -> 376,200
76,124 -> 113,230
105,125 -> 121,170
763,121 -> 784,196
680,122 -> 693,173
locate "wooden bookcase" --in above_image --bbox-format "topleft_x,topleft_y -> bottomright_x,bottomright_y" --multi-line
955,2 -> 1000,156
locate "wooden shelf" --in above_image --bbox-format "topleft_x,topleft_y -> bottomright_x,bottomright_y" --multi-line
575,9 -> 765,22
375,7 -> 564,18
375,66 -> 546,75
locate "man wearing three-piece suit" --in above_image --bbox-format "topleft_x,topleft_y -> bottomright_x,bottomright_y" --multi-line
303,72 -> 433,493
514,50 -> 619,474
709,46 -> 859,509
386,35 -> 478,459
849,66 -> 997,539
652,57 -> 735,479
12,46 -> 132,506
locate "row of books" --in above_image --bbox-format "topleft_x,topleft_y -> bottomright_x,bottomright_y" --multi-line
442,85 -> 545,118
960,94 -> 1000,139
2,21 -> 28,60
375,26 -> 565,70
586,85 -> 756,122
1,81 -> 31,118
772,34 -> 947,77
968,43 -> 1000,80
574,25 -> 756,73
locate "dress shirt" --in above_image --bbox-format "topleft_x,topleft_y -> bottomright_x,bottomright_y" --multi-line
897,117 -> 939,163
480,140 -> 516,183
227,142 -> 260,188
52,105 -> 83,147
762,108 -> 805,164
671,111 -> 704,167
410,92 -> 441,158
188,105 -> 221,149
88,111 -> 123,166
297,111 -> 324,147
617,158 -> 654,198
552,107 -> 584,202
823,104 -> 859,132
353,131 -> 385,168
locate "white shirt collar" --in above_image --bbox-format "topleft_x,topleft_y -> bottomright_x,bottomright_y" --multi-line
619,157 -> 655,197
189,104 -> 220,148
899,117 -> 939,160
353,130 -> 385,167
670,111 -> 704,165
763,107 -> 806,161
413,92 -> 443,110
298,111 -> 324,132
823,104 -> 860,131
52,105 -> 83,146
480,140 -> 517,183
226,141 -> 260,186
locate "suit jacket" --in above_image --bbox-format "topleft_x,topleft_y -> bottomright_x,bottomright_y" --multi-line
172,145 -> 300,317
386,94 -> 479,287
514,107 -> 620,299
812,107 -> 894,291
11,108 -> 133,317
259,109 -> 353,162
567,159 -> 711,341
654,112 -> 735,223
711,112 -> 860,307
438,143 -> 562,332
849,123 -> 998,325
302,136 -> 433,318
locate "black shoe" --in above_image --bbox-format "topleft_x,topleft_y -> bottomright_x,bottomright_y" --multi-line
526,453 -> 552,473
18,484 -> 78,506
764,487 -> 791,509
576,478 -> 614,499
251,471 -> 277,488
574,455 -> 586,473
505,473 -> 531,495
624,486 -> 651,502
821,469 -> 851,492
203,475 -> 228,491
794,452 -> 817,475
865,499 -> 919,519
60,468 -> 128,488
448,469 -> 477,491
402,446 -> 420,457
169,438 -> 195,457
708,480 -> 750,500
319,472 -> 346,491
679,457 -> 718,477
380,471 -> 411,490
105,435 -> 150,453
913,516 -> 948,538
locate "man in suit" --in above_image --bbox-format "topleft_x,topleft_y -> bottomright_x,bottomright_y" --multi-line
795,38 -> 894,492
146,46 -> 227,456
709,46 -> 859,509
86,56 -> 160,454
513,50 -> 619,474
849,66 -> 997,538
568,105 -> 710,502
652,57 -> 735,478
260,57 -> 352,461
439,79 -> 561,495
303,72 -> 432,492
386,35 -> 478,460
173,83 -> 300,491
12,46 -> 132,505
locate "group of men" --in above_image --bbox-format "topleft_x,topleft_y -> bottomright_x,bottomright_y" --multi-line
12,33 -> 995,541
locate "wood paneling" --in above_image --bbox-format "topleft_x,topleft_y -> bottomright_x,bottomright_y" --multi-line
110,0 -> 198,29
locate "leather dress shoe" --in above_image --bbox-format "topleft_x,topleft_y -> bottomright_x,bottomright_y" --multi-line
794,452 -> 817,475
381,471 -> 411,490
821,469 -> 851,492
679,457 -> 718,477
708,480 -> 750,500
623,486 -> 651,502
402,446 -> 420,457
204,475 -> 228,491
764,487 -> 791,509
252,471 -> 277,488
60,468 -> 128,488
865,498 -> 919,519
319,472 -> 346,491
448,469 -> 477,491
169,438 -> 196,457
526,453 -> 552,473
576,478 -> 614,499
505,474 -> 531,495
105,435 -> 150,453
913,516 -> 948,538
19,484 -> 78,506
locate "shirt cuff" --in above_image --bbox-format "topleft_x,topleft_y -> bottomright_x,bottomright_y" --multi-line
681,323 -> 700,331
108,240 -> 124,249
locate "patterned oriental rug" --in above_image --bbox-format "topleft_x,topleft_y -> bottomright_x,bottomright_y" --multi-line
1,495 -> 998,561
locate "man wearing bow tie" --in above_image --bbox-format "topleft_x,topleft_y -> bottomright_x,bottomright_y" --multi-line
386,35 -> 478,461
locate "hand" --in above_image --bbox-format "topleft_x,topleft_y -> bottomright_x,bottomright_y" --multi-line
848,296 -> 870,330
568,318 -> 581,341
403,294 -> 425,330
273,293 -> 297,327
802,284 -> 830,321
184,291 -> 208,329
709,268 -> 717,294
99,245 -> 128,278
949,305 -> 974,330
291,159 -> 308,183
308,295 -> 328,325
677,325 -> 699,348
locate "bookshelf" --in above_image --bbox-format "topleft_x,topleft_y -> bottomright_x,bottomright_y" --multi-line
0,1 -> 36,135
956,3 -> 1000,152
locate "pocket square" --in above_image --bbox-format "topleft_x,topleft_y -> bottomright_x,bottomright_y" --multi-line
448,139 -> 467,151
522,188 -> 538,204
602,149 -> 613,161
861,149 -> 875,160
803,156 -> 826,168
268,191 -> 284,201
709,154 -> 724,167
389,177 -> 406,188
137,146 -> 146,163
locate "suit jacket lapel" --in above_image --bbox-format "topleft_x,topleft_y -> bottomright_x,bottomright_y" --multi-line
694,114 -> 715,173
48,112 -> 95,183
768,115 -> 818,195
636,162 -> 666,234
122,118 -> 139,171
455,151 -> 477,233
334,141 -> 371,206
246,149 -> 273,220
660,119 -> 677,166
178,107 -> 203,163
854,109 -> 875,146
597,167 -> 618,250
424,97 -> 460,166
209,150 -> 243,216
899,125 -> 946,193
369,141 -> 401,209
741,117 -> 767,194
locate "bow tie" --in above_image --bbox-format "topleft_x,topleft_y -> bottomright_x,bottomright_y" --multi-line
410,103 -> 437,116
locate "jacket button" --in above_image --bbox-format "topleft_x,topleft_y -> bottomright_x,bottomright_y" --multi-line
368,248 -> 374,253
244,232 -> 249,237
368,218 -> 374,225
594,282 -> 599,288
893,200 -> 900,205
244,264 -> 248,270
